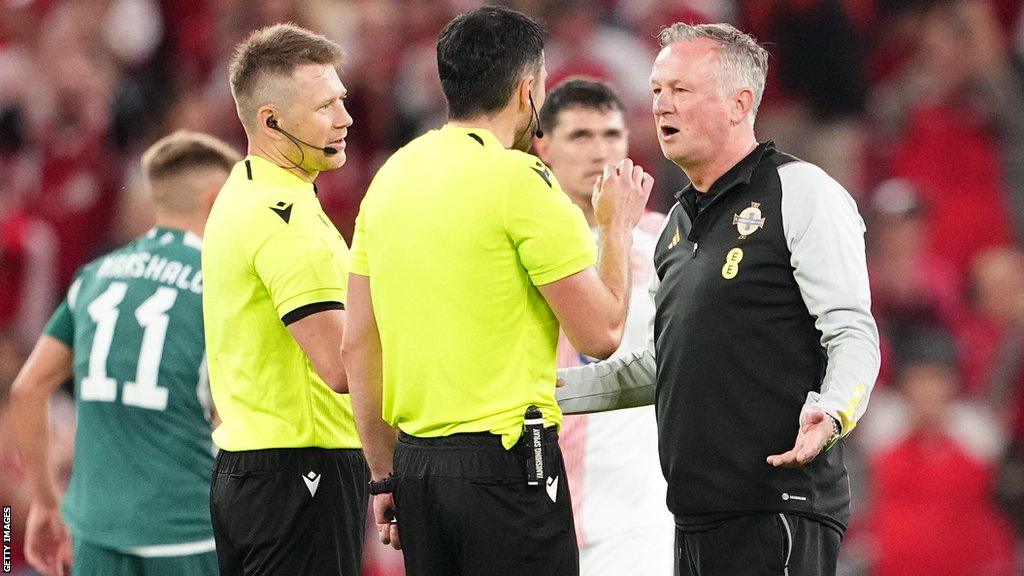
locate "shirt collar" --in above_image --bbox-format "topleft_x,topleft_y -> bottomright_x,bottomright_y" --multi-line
243,155 -> 317,196
674,140 -> 774,204
144,226 -> 202,249
146,226 -> 178,239
441,124 -> 504,149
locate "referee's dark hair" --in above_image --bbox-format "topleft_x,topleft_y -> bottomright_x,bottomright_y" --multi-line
436,6 -> 545,120
539,77 -> 625,132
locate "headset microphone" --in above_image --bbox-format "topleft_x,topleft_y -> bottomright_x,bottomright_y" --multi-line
529,94 -> 544,139
267,117 -> 338,155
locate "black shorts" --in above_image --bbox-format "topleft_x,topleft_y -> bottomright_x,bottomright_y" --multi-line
675,513 -> 842,576
210,447 -> 369,576
394,429 -> 578,576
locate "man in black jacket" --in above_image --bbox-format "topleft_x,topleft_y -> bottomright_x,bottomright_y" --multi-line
557,22 -> 880,576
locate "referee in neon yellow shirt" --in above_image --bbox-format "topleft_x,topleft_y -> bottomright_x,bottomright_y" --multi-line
202,24 -> 366,576
344,7 -> 653,575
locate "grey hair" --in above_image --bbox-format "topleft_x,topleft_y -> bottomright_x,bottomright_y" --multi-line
659,22 -> 769,120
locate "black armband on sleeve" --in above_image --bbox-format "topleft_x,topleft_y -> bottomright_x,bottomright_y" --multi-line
281,301 -> 344,326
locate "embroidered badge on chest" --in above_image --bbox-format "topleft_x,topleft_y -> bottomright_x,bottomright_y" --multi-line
733,202 -> 766,239
722,247 -> 743,279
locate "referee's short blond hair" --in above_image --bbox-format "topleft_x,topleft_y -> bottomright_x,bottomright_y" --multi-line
141,130 -> 240,215
228,23 -> 344,132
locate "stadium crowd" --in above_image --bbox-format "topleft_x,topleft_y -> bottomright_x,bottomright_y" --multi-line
4,0 -> 1024,574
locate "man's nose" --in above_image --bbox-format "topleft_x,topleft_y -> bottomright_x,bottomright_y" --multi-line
653,93 -> 671,115
337,105 -> 353,129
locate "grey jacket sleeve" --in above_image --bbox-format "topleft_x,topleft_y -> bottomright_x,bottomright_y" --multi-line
555,258 -> 660,415
780,162 -> 881,436
555,346 -> 657,414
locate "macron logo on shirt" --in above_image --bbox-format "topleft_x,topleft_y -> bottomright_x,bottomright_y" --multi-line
530,163 -> 553,188
270,201 -> 293,224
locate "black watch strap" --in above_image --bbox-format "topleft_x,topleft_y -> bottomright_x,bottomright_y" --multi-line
368,475 -> 397,495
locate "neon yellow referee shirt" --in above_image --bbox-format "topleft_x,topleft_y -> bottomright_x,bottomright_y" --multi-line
203,155 -> 360,450
350,125 -> 596,448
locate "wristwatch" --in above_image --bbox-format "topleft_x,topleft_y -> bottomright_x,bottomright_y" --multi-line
826,415 -> 842,448
368,475 -> 397,495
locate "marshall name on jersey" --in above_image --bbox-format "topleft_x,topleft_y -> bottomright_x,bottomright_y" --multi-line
94,251 -> 203,294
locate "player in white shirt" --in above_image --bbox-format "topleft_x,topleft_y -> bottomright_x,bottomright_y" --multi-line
535,77 -> 673,576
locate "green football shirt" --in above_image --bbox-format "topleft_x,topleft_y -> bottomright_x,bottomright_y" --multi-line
350,124 -> 596,449
45,227 -> 214,550
202,156 -> 359,451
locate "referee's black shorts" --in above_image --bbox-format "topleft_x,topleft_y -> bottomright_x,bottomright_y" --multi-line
394,428 -> 578,576
210,447 -> 369,576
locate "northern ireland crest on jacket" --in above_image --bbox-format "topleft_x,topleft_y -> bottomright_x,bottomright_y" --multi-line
733,202 -> 766,239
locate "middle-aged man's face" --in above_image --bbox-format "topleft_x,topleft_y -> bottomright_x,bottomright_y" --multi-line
278,62 -> 352,171
649,38 -> 733,170
540,105 -> 628,203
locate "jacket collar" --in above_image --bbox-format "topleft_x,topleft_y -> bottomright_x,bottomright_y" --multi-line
675,140 -> 774,216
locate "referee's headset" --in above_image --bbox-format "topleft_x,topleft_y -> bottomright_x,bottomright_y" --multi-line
529,93 -> 544,139
266,116 -> 339,155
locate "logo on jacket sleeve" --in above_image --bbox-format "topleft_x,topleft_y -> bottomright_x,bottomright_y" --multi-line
530,161 -> 553,188
667,227 -> 681,249
270,201 -> 293,224
733,202 -> 766,239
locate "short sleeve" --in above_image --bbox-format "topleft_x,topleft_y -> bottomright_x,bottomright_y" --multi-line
44,275 -> 82,346
350,204 -> 369,277
44,299 -> 74,346
505,156 -> 596,285
252,228 -> 346,320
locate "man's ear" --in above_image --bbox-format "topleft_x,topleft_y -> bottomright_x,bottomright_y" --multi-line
517,74 -> 535,113
730,88 -> 755,125
258,106 -> 281,138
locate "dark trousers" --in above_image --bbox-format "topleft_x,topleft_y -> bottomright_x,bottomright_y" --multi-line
210,447 -> 369,576
675,514 -> 841,576
394,430 -> 579,576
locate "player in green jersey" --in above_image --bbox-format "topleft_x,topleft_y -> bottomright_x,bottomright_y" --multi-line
10,130 -> 240,576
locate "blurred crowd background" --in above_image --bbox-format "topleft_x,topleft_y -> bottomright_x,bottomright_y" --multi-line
4,0 -> 1024,574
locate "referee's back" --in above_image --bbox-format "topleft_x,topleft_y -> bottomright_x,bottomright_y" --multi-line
346,9 -> 653,574
350,124 -> 595,448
